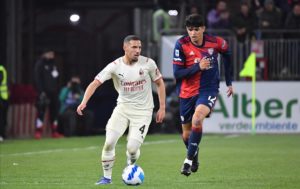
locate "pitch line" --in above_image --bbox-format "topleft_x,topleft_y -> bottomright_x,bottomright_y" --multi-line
0,139 -> 179,157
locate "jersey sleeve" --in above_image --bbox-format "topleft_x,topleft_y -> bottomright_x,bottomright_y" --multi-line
95,62 -> 116,83
216,37 -> 232,86
172,40 -> 186,66
148,58 -> 162,81
216,36 -> 229,54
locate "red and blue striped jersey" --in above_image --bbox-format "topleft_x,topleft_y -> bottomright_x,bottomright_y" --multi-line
172,34 -> 232,98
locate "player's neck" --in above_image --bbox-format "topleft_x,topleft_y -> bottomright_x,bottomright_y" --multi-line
122,55 -> 136,65
191,35 -> 204,46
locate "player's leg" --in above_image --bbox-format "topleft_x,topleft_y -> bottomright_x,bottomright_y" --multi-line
179,96 -> 197,148
181,92 -> 218,176
99,129 -> 122,184
126,139 -> 141,165
126,108 -> 152,165
181,105 -> 209,176
179,97 -> 196,175
96,105 -> 129,185
181,123 -> 192,149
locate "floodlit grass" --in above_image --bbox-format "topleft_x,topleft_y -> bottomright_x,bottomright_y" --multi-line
0,134 -> 300,189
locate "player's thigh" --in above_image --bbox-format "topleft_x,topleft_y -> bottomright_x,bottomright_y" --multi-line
195,92 -> 218,118
194,104 -> 211,121
106,105 -> 129,136
127,110 -> 153,143
179,96 -> 198,124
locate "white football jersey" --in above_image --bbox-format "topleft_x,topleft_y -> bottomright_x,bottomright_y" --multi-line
95,55 -> 162,109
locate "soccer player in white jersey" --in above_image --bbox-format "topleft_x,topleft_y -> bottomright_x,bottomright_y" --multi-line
77,35 -> 166,185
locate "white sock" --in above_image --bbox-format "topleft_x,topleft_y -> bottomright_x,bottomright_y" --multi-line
101,150 -> 115,179
184,158 -> 192,165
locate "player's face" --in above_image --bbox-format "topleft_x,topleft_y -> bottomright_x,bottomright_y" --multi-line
186,26 -> 205,44
124,40 -> 142,62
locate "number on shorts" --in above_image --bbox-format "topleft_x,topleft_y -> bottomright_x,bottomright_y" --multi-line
139,125 -> 145,134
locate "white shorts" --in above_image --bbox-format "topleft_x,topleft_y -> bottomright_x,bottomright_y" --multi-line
106,104 -> 153,143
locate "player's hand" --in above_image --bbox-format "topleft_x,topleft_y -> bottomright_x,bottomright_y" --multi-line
198,57 -> 210,70
156,108 -> 165,123
77,103 -> 86,115
227,86 -> 233,97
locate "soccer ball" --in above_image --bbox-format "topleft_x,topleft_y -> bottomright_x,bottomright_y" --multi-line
122,164 -> 145,185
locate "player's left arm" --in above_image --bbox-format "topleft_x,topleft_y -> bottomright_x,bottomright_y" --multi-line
217,37 -> 234,97
154,77 -> 166,123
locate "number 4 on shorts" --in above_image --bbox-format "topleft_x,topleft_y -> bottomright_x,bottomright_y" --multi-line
139,125 -> 145,135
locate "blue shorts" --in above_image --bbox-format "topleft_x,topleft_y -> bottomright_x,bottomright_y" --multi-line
179,91 -> 218,124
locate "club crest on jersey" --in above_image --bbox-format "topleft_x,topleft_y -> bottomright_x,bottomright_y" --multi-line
208,48 -> 214,55
139,68 -> 144,76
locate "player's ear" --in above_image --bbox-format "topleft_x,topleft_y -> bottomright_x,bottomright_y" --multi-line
201,26 -> 206,32
123,43 -> 127,51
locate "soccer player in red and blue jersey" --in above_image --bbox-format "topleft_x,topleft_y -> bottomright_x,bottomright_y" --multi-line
173,14 -> 234,176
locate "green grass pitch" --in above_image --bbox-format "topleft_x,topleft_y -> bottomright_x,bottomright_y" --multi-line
1,134 -> 300,189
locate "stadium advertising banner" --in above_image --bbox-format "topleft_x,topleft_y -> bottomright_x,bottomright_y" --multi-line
204,82 -> 300,133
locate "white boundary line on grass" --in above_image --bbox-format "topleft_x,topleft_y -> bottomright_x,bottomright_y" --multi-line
0,139 -> 179,157
1,135 -> 226,158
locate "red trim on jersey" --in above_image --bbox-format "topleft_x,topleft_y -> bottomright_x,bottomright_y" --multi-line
173,61 -> 184,65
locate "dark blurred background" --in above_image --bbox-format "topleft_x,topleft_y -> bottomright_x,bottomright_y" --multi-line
1,0 -> 299,138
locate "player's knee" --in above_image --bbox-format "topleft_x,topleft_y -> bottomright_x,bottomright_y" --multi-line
127,140 -> 141,155
127,145 -> 139,155
192,119 -> 202,127
192,114 -> 204,127
103,141 -> 115,151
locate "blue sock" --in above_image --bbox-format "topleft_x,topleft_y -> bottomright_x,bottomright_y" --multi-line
187,127 -> 202,160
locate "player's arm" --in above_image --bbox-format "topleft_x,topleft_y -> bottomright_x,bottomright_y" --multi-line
173,64 -> 201,80
172,41 -> 205,79
154,78 -> 166,123
221,52 -> 234,97
77,62 -> 114,115
217,37 -> 233,97
77,79 -> 101,115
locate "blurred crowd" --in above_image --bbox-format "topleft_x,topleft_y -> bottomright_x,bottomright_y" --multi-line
153,0 -> 300,43
204,0 -> 300,41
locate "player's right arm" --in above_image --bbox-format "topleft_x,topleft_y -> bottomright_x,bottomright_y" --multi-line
77,62 -> 115,115
172,40 -> 208,79
77,80 -> 101,115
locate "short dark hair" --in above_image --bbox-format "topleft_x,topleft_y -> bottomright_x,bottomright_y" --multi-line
123,35 -> 141,44
185,14 -> 205,27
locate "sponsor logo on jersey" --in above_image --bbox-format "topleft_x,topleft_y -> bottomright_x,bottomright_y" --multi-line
189,51 -> 195,56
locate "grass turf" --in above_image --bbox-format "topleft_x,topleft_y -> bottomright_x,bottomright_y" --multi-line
0,134 -> 299,189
